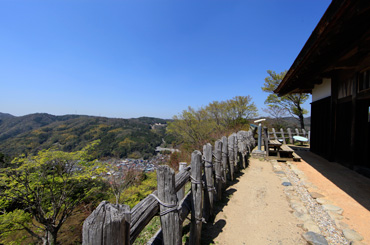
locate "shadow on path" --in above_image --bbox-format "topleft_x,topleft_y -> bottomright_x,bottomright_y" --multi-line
199,170 -> 244,245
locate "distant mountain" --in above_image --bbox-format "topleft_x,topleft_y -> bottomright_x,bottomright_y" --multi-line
254,116 -> 311,130
0,113 -> 169,159
0,112 -> 15,121
280,116 -> 311,130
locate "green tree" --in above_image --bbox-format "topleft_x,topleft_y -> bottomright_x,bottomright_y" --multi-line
263,105 -> 289,129
262,70 -> 309,129
0,152 -> 11,168
167,96 -> 258,151
205,101 -> 227,130
167,106 -> 217,151
224,96 -> 258,126
0,142 -> 104,245
105,160 -> 142,205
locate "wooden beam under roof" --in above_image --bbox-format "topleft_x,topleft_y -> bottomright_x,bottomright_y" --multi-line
275,0 -> 370,96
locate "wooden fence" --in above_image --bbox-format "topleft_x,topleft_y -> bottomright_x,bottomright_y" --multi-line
82,130 -> 256,245
265,128 -> 311,144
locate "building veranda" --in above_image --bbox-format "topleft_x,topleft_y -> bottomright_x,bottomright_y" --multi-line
275,0 -> 370,173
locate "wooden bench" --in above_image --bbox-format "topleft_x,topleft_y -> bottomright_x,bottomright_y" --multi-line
280,145 -> 294,152
278,144 -> 294,158
292,152 -> 301,162
268,140 -> 282,154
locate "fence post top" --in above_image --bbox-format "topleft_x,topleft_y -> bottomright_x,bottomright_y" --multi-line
192,150 -> 202,156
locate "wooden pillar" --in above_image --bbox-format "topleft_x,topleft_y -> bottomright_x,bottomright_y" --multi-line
177,162 -> 187,202
214,140 -> 223,201
157,165 -> 181,245
228,134 -> 235,181
272,128 -> 277,140
295,128 -> 300,136
280,128 -> 286,144
237,131 -> 247,169
221,136 -> 228,184
287,128 -> 293,144
329,75 -> 338,161
351,73 -> 358,166
302,129 -> 307,137
190,150 -> 203,245
203,143 -> 214,221
263,127 -> 269,157
82,201 -> 131,245
233,133 -> 239,171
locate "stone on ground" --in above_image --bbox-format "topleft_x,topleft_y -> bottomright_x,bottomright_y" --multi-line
350,241 -> 366,245
322,204 -> 344,215
343,229 -> 364,241
328,210 -> 343,220
302,232 -> 328,245
316,198 -> 331,205
294,211 -> 311,222
290,201 -> 308,214
304,220 -> 321,233
310,192 -> 325,199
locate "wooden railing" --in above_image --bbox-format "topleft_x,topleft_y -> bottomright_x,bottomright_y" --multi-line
265,127 -> 311,144
82,130 -> 256,245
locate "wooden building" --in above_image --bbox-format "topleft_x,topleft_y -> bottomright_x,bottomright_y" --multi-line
275,0 -> 370,171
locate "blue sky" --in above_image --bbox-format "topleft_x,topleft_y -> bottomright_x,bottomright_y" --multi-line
0,0 -> 331,119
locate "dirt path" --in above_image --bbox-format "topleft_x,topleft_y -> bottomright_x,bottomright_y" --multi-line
202,158 -> 305,245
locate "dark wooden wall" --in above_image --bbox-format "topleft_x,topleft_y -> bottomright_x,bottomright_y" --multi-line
356,99 -> 370,168
335,101 -> 352,165
311,92 -> 370,170
311,97 -> 331,159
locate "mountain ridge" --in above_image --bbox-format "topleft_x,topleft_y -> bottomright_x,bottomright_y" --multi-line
0,112 -> 169,159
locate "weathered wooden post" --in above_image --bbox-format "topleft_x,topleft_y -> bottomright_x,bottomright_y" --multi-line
308,131 -> 311,144
272,128 -> 277,140
295,128 -> 300,136
190,150 -> 203,245
228,134 -> 235,181
221,136 -> 228,184
302,129 -> 306,137
263,127 -> 269,157
156,165 -> 181,245
203,143 -> 214,221
246,130 -> 254,164
237,131 -> 246,169
214,140 -> 223,201
287,128 -> 293,144
232,133 -> 239,171
82,201 -> 131,245
177,162 -> 187,202
280,128 -> 286,144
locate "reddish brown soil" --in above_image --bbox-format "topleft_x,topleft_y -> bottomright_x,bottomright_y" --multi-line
292,149 -> 370,244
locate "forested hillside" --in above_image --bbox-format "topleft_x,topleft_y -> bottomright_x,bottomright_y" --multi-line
0,113 -> 168,159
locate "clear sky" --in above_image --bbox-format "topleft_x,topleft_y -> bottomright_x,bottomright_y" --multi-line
1,0 -> 331,119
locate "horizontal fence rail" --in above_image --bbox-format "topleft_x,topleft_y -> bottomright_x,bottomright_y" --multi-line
265,128 -> 311,144
82,130 -> 256,245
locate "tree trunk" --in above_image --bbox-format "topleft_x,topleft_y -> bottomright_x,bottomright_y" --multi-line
50,231 -> 58,245
115,194 -> 120,205
44,230 -> 58,245
297,104 -> 305,129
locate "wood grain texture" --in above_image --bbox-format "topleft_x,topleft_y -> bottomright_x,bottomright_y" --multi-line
82,201 -> 130,245
157,165 -> 181,245
203,143 -> 214,221
190,150 -> 203,245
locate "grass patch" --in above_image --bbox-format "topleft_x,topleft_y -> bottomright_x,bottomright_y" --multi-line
133,216 -> 161,245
